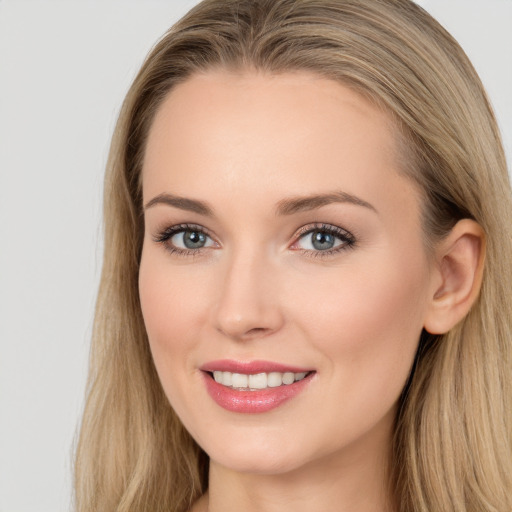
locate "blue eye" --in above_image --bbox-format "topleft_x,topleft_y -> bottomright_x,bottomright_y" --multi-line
154,224 -> 215,256
154,222 -> 356,259
174,230 -> 210,249
293,223 -> 356,257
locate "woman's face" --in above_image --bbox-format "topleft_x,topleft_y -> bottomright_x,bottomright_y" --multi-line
139,70 -> 437,474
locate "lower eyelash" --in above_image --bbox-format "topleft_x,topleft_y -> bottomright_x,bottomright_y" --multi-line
297,243 -> 354,259
163,246 -> 202,257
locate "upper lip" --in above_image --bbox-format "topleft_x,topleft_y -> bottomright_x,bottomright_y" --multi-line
199,359 -> 313,374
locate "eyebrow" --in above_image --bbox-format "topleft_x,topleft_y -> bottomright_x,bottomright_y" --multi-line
144,193 -> 213,216
144,190 -> 377,216
275,191 -> 377,216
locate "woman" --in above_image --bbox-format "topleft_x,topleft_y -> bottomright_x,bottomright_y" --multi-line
74,1 -> 512,511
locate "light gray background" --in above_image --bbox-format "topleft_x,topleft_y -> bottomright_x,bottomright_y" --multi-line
0,1 -> 510,511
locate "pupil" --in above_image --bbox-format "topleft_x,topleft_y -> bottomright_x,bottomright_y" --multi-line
184,231 -> 206,249
312,231 -> 334,250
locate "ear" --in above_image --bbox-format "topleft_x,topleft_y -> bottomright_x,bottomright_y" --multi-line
423,219 -> 485,335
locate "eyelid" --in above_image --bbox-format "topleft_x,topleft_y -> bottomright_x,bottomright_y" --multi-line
152,223 -> 215,242
289,222 -> 356,257
293,222 -> 355,242
153,222 -> 356,258
152,223 -> 218,257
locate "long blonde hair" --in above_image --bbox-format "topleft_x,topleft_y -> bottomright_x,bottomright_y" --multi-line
74,1 -> 512,511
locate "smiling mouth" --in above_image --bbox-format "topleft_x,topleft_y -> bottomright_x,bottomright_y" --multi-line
208,370 -> 312,390
201,365 -> 315,412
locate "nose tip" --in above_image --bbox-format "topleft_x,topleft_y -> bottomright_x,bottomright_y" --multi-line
215,293 -> 284,341
217,317 -> 274,341
213,257 -> 284,341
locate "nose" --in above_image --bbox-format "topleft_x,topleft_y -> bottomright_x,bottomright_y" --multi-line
213,248 -> 285,341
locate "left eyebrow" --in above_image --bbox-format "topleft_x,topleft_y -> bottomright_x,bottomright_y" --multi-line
275,191 -> 378,216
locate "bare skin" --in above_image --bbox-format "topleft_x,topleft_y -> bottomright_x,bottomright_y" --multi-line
139,70 -> 484,512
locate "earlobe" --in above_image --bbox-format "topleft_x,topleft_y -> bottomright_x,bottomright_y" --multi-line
424,219 -> 486,335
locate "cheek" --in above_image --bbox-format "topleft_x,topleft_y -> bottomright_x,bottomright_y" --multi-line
298,249 -> 429,394
138,249 -> 207,379
279,251 -> 430,449
138,252 -> 217,434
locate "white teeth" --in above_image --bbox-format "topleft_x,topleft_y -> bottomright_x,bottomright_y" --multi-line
248,373 -> 267,389
222,371 -> 232,387
267,372 -> 282,388
282,372 -> 295,385
231,373 -> 248,388
211,371 -> 309,390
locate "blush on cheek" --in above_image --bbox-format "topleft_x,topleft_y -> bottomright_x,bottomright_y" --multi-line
304,255 -> 427,375
139,253 -> 214,385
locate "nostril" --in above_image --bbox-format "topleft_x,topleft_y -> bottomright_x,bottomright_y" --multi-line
247,327 -> 267,335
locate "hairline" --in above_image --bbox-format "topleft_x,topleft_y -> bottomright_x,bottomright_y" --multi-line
136,64 -> 436,253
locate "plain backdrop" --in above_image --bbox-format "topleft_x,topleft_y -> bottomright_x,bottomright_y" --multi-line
0,1 -> 510,511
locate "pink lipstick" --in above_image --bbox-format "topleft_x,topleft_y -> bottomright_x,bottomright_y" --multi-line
200,360 -> 315,413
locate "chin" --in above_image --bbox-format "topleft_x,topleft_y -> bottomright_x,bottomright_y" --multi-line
211,451 -> 303,475
200,429 -> 313,475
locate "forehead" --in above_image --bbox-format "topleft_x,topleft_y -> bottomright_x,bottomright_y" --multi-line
142,70 -> 420,224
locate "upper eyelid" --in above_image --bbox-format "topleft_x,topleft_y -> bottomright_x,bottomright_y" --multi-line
294,223 -> 354,239
155,223 -> 214,239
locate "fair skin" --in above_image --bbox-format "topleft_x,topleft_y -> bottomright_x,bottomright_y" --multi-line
138,70 -> 484,512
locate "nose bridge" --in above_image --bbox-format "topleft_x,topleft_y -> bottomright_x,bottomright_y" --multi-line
213,242 -> 283,340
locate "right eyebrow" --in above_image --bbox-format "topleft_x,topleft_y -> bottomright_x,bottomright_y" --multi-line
144,193 -> 214,216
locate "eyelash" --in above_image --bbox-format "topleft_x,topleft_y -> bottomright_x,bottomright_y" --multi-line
153,222 -> 356,259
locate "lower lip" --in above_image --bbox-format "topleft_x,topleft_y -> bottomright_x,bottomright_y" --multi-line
202,372 -> 314,413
